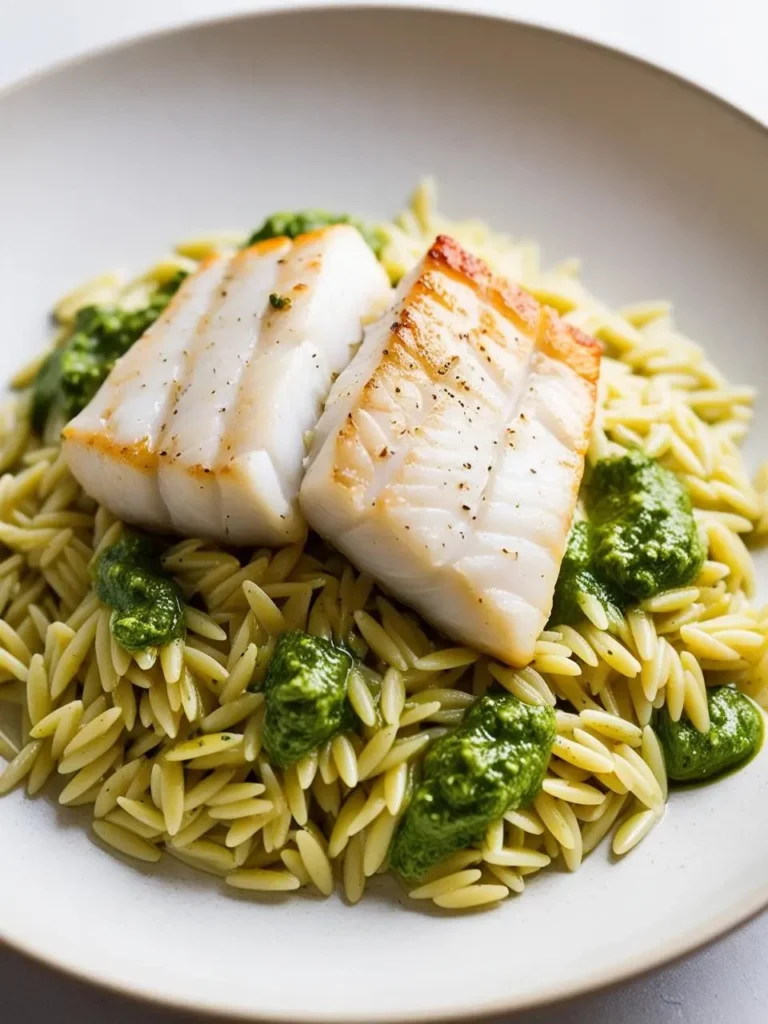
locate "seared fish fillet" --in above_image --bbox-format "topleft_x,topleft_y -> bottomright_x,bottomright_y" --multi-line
300,235 -> 601,666
63,226 -> 391,545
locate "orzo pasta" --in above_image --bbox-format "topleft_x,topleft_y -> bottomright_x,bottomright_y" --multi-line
0,180 -> 766,912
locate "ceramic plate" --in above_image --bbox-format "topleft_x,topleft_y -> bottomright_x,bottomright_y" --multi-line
2,6 -> 768,1021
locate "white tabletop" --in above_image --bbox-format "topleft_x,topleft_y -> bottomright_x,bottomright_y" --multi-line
3,1 -> 768,1021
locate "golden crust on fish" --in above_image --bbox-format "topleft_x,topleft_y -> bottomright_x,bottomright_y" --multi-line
301,235 -> 600,666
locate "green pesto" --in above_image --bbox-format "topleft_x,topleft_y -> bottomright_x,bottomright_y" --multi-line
588,449 -> 705,601
93,530 -> 185,652
31,272 -> 187,434
549,520 -> 623,629
656,686 -> 763,783
245,210 -> 385,258
389,693 -> 556,882
268,292 -> 292,310
260,631 -> 355,767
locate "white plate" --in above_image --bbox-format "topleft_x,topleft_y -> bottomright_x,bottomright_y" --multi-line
2,7 -> 768,1021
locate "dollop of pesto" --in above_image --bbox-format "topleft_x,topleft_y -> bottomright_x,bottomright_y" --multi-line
588,449 -> 705,601
93,529 -> 185,652
550,450 -> 705,626
245,210 -> 385,258
550,520 -> 623,628
656,686 -> 763,783
260,631 -> 355,767
389,693 -> 556,883
32,272 -> 187,434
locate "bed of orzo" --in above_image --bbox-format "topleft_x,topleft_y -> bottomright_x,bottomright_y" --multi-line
1,180 -> 767,913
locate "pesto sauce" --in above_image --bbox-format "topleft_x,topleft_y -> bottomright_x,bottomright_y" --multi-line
588,449 -> 705,600
550,451 -> 704,627
656,686 -> 764,783
549,520 -> 623,628
245,210 -> 385,258
31,272 -> 187,434
389,693 -> 556,883
93,530 -> 185,652
260,631 -> 355,767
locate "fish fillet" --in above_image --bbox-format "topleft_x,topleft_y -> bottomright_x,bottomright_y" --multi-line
63,225 -> 391,545
300,235 -> 601,666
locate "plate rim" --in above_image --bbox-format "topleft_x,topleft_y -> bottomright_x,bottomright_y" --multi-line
2,0 -> 768,141
1,4 -> 768,1020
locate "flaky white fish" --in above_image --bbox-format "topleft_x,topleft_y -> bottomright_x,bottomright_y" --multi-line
63,226 -> 391,545
300,235 -> 601,666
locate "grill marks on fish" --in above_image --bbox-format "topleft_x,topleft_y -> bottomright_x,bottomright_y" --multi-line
62,226 -> 391,545
158,240 -> 291,538
62,258 -> 229,532
301,235 -> 601,666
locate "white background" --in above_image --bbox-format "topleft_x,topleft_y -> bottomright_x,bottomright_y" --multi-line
2,1 -> 768,1021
